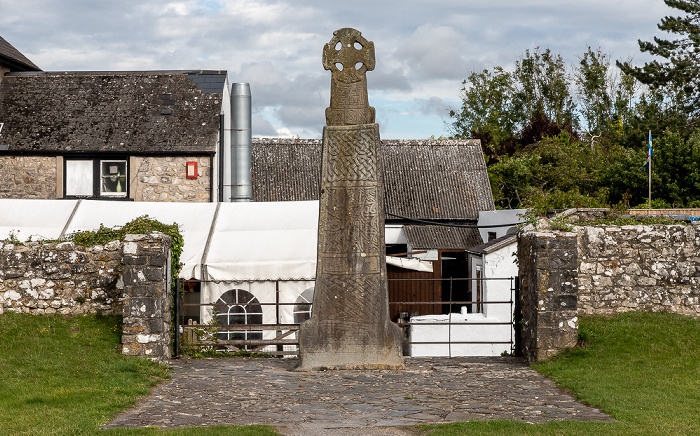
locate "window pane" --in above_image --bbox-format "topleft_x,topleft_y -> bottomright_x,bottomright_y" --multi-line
65,160 -> 93,196
100,160 -> 127,196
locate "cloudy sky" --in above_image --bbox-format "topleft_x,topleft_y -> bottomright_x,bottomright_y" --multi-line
1,0 -> 674,139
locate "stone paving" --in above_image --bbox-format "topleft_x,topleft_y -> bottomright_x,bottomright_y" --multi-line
104,357 -> 613,435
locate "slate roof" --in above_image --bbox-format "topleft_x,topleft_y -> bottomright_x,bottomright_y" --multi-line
0,36 -> 40,71
467,231 -> 518,255
403,225 -> 483,250
252,138 -> 495,221
0,70 -> 226,153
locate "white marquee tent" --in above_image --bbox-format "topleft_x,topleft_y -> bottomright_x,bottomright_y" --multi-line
0,199 -> 431,328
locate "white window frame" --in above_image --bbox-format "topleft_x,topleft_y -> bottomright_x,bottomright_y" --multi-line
99,160 -> 128,197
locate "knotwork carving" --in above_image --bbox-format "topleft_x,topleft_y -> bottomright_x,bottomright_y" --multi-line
323,28 -> 376,126
324,127 -> 378,182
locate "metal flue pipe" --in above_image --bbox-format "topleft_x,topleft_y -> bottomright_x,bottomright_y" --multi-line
231,82 -> 252,202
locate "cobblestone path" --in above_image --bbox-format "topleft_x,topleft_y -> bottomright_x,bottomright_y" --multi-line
105,357 -> 613,435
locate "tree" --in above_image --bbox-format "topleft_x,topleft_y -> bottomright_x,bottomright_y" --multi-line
575,47 -> 613,134
618,0 -> 700,117
449,67 -> 518,157
513,48 -> 577,129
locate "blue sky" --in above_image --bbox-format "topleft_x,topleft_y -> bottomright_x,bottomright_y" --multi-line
1,0 -> 673,139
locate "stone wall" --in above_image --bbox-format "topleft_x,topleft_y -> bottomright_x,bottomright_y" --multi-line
518,219 -> 700,361
131,156 -> 211,202
0,233 -> 172,362
578,225 -> 700,317
0,155 -> 211,202
0,155 -> 57,199
517,230 -> 579,362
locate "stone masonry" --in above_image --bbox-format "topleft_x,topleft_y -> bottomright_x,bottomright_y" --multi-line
131,156 -> 211,202
120,233 -> 172,363
517,230 -> 579,362
578,224 -> 700,316
0,155 -> 57,199
0,233 -> 172,362
518,215 -> 700,362
0,155 -> 210,202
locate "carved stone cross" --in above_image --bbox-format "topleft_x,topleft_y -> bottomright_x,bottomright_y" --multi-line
323,28 -> 376,126
298,28 -> 404,371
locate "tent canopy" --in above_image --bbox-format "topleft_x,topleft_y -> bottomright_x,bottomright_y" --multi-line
0,199 -> 433,280
0,199 -> 318,281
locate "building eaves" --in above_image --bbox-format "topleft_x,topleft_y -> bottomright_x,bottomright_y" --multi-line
0,36 -> 41,71
403,224 -> 483,250
467,233 -> 518,255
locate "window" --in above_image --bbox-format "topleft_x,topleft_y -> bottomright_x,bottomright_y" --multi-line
488,231 -> 497,242
215,289 -> 262,349
293,287 -> 314,324
64,158 -> 128,198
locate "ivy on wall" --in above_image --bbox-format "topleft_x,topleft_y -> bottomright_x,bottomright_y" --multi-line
67,215 -> 184,289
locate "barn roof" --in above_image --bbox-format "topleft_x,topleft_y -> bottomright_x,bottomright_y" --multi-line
252,138 -> 495,221
403,225 -> 482,250
0,36 -> 40,71
0,70 -> 226,154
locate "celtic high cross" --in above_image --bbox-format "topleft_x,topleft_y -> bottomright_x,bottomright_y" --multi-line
322,28 -> 376,126
298,28 -> 404,371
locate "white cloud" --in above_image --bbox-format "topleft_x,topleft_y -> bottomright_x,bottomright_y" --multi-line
0,0 -> 680,138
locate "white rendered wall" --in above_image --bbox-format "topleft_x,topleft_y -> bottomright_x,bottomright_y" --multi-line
410,240 -> 518,357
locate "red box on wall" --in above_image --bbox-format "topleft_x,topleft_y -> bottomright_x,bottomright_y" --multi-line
186,161 -> 198,179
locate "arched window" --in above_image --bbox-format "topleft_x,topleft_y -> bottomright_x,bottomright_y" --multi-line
215,289 -> 262,347
293,287 -> 314,324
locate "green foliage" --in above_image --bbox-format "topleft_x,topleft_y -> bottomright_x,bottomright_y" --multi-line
489,134 -> 609,211
2,229 -> 23,244
450,36 -> 700,209
575,215 -> 681,226
449,66 -> 519,157
618,0 -> 700,117
67,215 -> 184,292
514,47 -> 577,128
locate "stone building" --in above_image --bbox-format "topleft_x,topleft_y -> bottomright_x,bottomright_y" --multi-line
0,36 -> 231,203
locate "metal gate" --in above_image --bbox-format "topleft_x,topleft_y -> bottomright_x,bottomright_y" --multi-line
173,276 -> 519,357
392,277 -> 519,357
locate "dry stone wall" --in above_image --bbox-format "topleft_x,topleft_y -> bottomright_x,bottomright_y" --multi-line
0,239 -> 123,315
518,219 -> 700,361
0,155 -> 57,199
578,224 -> 700,316
0,233 -> 172,362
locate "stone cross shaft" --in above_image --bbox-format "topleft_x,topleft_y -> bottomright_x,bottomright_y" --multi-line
298,28 -> 404,370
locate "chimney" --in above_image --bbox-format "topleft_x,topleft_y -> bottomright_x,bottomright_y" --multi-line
231,82 -> 252,202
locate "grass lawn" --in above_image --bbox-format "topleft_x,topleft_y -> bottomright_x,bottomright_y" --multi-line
0,312 -> 276,436
423,311 -> 700,435
1,311 -> 697,435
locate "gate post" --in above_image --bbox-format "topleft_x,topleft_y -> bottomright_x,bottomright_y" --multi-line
120,233 -> 173,363
517,230 -> 578,362
174,278 -> 181,358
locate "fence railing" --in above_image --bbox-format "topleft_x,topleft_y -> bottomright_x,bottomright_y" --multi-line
174,276 -> 518,358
